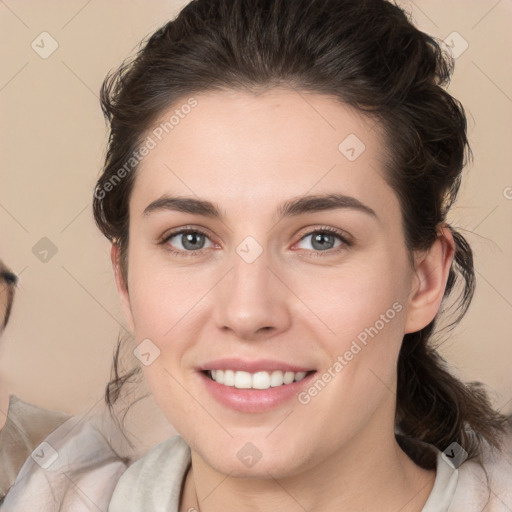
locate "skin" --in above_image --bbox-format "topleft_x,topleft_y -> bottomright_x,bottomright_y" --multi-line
111,87 -> 455,511
0,277 -> 12,431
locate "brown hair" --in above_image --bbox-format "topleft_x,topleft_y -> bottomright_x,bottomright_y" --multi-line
0,260 -> 17,329
93,0 -> 508,461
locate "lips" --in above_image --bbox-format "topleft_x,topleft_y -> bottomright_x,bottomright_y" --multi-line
198,358 -> 314,374
197,358 -> 317,412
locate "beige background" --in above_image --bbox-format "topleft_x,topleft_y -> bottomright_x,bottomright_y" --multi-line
0,0 -> 511,419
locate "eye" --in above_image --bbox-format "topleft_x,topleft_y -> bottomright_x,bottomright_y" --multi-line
160,226 -> 351,258
162,228 -> 215,256
294,227 -> 351,256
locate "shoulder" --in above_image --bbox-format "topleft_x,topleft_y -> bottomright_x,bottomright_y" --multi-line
401,430 -> 512,512
451,429 -> 512,511
2,412 -> 129,512
108,435 -> 191,512
4,395 -> 70,445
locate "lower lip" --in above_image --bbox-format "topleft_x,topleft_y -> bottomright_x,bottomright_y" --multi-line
199,371 -> 316,413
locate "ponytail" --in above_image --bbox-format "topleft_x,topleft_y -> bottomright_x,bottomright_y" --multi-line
395,227 -> 508,462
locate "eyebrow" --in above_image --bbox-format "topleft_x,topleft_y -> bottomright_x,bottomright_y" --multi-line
142,193 -> 377,222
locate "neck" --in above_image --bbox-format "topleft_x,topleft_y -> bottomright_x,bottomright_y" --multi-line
181,423 -> 435,512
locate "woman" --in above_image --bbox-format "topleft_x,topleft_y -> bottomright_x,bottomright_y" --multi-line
7,0 -> 506,510
91,0 -> 512,510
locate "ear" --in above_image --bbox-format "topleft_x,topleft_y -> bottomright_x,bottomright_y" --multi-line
404,224 -> 455,334
111,243 -> 135,333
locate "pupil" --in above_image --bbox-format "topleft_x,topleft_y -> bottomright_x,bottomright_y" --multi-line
184,232 -> 203,250
313,233 -> 333,250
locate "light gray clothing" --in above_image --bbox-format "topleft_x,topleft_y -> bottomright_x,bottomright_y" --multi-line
1,411 -> 128,512
108,434 -> 512,511
3,420 -> 511,511
0,395 -> 70,503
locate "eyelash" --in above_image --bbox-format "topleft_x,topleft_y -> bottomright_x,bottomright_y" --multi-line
159,225 -> 352,259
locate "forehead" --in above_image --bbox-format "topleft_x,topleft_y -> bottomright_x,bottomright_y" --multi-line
132,88 -> 398,220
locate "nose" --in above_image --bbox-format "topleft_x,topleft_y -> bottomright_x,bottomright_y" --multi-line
212,244 -> 291,341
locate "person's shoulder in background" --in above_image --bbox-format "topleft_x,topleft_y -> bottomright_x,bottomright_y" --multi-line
0,395 -> 70,502
1,393 -> 179,512
0,260 -> 70,503
1,408 -> 130,512
0,257 -> 175,511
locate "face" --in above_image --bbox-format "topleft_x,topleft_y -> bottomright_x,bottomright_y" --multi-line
114,88 -> 427,478
0,285 -> 8,331
0,267 -> 15,333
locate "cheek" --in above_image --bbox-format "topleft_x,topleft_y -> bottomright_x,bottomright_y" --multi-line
292,250 -> 408,348
127,242 -> 208,336
128,265 -> 203,428
126,249 -> 213,411
142,364 -> 202,442
294,250 -> 408,409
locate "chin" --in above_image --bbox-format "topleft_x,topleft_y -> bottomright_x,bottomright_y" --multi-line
194,437 -> 312,480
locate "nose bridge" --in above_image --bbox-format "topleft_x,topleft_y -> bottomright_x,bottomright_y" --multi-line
230,235 -> 276,309
212,233 -> 290,338
233,235 -> 270,292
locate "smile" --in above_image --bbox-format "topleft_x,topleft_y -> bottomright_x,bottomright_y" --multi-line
206,369 -> 309,389
198,358 -> 317,412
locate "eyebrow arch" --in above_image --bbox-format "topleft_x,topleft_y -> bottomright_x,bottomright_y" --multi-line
142,193 -> 377,222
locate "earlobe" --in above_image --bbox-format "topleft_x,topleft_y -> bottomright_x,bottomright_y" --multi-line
404,224 -> 455,334
111,243 -> 135,333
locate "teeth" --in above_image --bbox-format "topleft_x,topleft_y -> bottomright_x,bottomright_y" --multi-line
224,369 -> 235,386
208,369 -> 309,389
283,371 -> 295,385
234,371 -> 252,389
252,371 -> 270,389
270,371 -> 284,387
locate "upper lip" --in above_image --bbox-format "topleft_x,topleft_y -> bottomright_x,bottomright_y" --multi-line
198,358 -> 315,373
